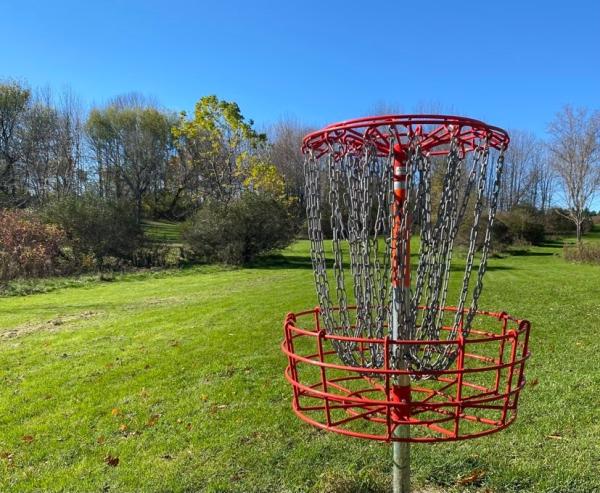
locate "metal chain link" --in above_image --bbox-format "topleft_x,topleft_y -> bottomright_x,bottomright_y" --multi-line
303,125 -> 505,375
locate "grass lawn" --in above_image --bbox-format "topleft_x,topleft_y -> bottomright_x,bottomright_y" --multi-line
0,238 -> 599,492
142,220 -> 184,245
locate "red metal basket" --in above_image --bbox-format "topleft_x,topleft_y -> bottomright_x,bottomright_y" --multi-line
282,306 -> 531,443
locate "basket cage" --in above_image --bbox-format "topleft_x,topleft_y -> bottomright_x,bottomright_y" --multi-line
282,115 -> 532,442
283,306 -> 531,442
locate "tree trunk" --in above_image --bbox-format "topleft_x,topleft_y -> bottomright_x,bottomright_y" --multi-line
136,193 -> 143,225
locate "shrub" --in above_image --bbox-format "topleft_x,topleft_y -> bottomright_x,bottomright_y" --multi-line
496,207 -> 545,245
131,244 -> 184,268
182,193 -> 298,264
42,194 -> 144,264
563,243 -> 600,264
544,208 -> 593,236
0,209 -> 66,280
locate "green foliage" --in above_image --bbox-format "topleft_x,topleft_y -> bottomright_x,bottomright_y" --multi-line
543,207 -> 594,236
173,95 -> 266,146
182,193 -> 298,264
172,95 -> 269,204
86,104 -> 174,222
495,206 -> 546,245
42,193 -> 144,264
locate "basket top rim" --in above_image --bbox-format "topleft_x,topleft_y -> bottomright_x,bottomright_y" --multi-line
302,114 -> 510,157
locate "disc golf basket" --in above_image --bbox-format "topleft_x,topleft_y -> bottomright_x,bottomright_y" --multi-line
281,115 -> 532,493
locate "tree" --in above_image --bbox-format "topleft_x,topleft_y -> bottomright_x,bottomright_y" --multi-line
0,80 -> 30,205
172,95 -> 267,206
527,145 -> 554,213
548,106 -> 600,242
86,101 -> 173,222
499,130 -> 542,211
268,119 -> 312,205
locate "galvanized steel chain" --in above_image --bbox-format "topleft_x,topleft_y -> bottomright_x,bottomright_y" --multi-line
303,122 -> 505,375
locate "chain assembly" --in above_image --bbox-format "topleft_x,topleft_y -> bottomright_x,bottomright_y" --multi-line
303,117 -> 507,376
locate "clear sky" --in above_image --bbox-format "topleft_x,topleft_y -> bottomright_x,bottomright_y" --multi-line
2,0 -> 600,137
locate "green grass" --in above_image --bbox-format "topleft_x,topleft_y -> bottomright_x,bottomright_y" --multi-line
142,220 -> 183,245
1,238 -> 599,492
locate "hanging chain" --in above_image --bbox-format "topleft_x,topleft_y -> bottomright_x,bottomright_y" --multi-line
303,124 -> 505,376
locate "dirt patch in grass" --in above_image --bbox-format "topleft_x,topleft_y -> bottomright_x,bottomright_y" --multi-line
0,310 -> 100,339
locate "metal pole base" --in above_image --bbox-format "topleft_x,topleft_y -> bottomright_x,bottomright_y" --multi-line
392,427 -> 410,493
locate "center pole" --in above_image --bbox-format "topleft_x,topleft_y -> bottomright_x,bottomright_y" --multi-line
392,144 -> 411,493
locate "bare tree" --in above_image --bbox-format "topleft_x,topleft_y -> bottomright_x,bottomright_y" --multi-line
548,106 -> 600,241
0,80 -> 30,205
527,145 -> 554,212
55,88 -> 85,196
499,130 -> 540,211
268,118 -> 312,205
21,92 -> 59,202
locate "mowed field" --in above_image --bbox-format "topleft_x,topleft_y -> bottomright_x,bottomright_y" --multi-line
0,235 -> 599,492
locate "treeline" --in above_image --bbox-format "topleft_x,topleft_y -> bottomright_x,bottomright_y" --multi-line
0,81 -> 307,219
0,80 -> 308,280
1,78 -> 599,281
494,106 -> 600,245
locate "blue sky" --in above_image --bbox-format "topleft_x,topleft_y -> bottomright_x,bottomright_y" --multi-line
2,0 -> 599,137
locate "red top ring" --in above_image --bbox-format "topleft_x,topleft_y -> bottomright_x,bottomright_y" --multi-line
302,114 -> 510,159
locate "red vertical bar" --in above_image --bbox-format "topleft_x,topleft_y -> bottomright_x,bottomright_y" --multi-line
495,314 -> 508,393
453,333 -> 466,438
384,336 -> 392,441
512,320 -> 532,411
317,329 -> 332,427
284,314 -> 300,410
500,329 -> 519,424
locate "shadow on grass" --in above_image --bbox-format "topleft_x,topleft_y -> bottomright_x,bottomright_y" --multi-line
251,254 -> 515,272
505,249 -> 556,257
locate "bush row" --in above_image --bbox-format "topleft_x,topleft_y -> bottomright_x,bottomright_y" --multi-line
492,207 -> 594,247
1,191 -> 300,281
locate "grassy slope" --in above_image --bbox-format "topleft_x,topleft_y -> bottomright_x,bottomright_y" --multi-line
142,220 -> 183,245
0,239 -> 599,492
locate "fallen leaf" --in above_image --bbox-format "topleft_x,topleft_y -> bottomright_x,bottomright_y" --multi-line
97,436 -> 106,445
104,455 -> 119,467
169,340 -> 180,347
548,434 -> 563,440
111,408 -> 121,417
0,451 -> 14,461
186,423 -> 193,431
22,435 -> 34,443
529,378 -> 539,387
146,414 -> 161,427
119,424 -> 128,432
457,469 -> 486,486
